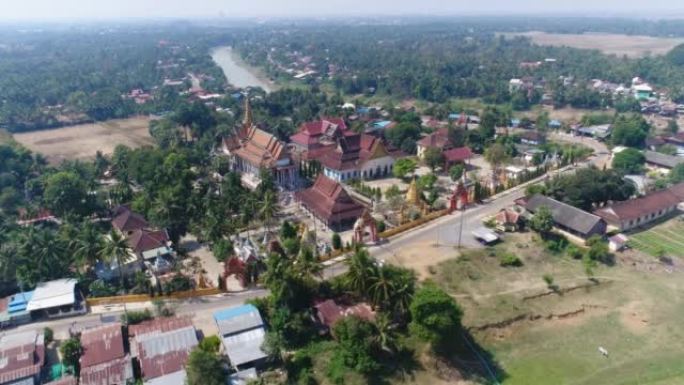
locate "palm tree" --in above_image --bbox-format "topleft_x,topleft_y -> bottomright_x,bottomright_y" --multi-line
73,223 -> 104,272
368,265 -> 395,308
294,246 -> 322,279
345,248 -> 376,295
258,190 -> 280,234
100,230 -> 132,292
374,313 -> 398,354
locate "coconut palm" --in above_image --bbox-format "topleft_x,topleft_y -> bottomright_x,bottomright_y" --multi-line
368,265 -> 395,308
345,248 -> 376,295
374,313 -> 398,354
258,190 -> 280,234
73,223 -> 105,271
99,230 -> 132,292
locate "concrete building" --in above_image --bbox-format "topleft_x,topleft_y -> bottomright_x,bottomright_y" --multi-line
214,305 -> 267,370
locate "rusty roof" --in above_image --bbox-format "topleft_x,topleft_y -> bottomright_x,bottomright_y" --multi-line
111,206 -> 148,233
0,331 -> 45,384
314,299 -> 375,328
136,326 -> 198,380
128,316 -> 193,338
595,187 -> 684,223
79,356 -> 133,385
79,323 -> 126,368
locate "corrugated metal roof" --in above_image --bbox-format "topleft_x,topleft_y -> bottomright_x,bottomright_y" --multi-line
216,312 -> 263,337
26,279 -> 77,312
79,323 -> 125,368
213,304 -> 259,321
0,331 -> 44,384
143,369 -> 186,385
222,328 -> 267,367
129,316 -> 193,338
137,327 -> 198,358
79,355 -> 133,385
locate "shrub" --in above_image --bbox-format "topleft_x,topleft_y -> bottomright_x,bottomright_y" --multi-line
122,309 -> 153,325
199,335 -> 221,353
375,220 -> 386,233
542,274 -> 554,286
500,253 -> 523,267
332,233 -> 342,250
43,327 -> 54,344
212,239 -> 234,262
566,244 -> 583,259
88,279 -> 118,297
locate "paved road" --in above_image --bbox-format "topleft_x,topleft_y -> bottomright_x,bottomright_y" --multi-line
6,136 -> 610,335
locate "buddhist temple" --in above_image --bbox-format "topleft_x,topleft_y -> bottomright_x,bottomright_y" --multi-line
295,174 -> 366,230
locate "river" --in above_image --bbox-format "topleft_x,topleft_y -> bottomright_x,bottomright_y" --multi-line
211,46 -> 274,93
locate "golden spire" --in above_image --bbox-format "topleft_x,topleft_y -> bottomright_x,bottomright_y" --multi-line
242,94 -> 253,129
406,176 -> 420,206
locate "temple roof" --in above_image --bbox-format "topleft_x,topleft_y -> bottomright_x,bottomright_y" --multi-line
295,175 -> 366,223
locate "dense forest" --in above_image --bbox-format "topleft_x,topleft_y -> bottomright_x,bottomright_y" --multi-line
233,21 -> 684,104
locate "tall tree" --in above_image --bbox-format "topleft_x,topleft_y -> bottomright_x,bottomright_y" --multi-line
100,230 -> 131,291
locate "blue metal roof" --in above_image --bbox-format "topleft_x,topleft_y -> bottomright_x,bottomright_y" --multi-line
448,113 -> 460,120
373,120 -> 392,128
8,291 -> 33,313
213,304 -> 259,321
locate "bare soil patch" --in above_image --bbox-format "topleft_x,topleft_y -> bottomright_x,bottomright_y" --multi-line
502,31 -> 684,58
13,116 -> 155,164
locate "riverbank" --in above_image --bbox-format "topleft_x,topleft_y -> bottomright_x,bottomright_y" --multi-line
211,46 -> 278,92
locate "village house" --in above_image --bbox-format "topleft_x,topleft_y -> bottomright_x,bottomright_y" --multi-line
26,278 -> 87,319
574,124 -> 612,141
644,151 -> 684,173
317,131 -> 400,182
295,174 -> 367,230
443,146 -> 473,171
132,316 -> 199,385
79,323 -> 134,385
663,132 -> 684,155
525,195 -> 607,240
313,299 -> 375,334
494,208 -> 524,232
214,305 -> 268,370
222,98 -> 297,189
594,183 -> 684,231
289,118 -> 349,154
416,128 -> 453,159
0,330 -> 45,385
518,131 -> 546,146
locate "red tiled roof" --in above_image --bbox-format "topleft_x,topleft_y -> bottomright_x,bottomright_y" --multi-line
112,206 -> 148,233
443,146 -> 473,162
291,118 -> 348,148
314,299 -> 375,328
294,175 -> 366,224
128,316 -> 193,338
232,126 -> 290,169
495,209 -> 521,225
594,187 -> 683,223
80,323 -> 125,368
317,133 -> 392,171
417,128 -> 451,149
127,229 -> 169,254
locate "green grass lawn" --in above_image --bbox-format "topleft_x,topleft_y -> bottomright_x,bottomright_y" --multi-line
628,218 -> 684,257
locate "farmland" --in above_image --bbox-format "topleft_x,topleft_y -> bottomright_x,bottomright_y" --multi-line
502,31 -> 684,58
12,116 -> 155,164
433,232 -> 684,385
628,217 -> 684,258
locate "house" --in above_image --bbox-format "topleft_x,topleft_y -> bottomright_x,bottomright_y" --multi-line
313,299 -> 375,332
624,175 -> 654,195
594,184 -> 684,231
317,132 -> 399,182
112,205 -> 148,235
518,131 -> 546,146
0,330 -> 45,385
222,98 -> 297,189
646,136 -> 666,151
26,279 -> 86,319
443,146 -> 473,170
644,151 -> 684,172
509,79 -> 524,92
494,208 -> 524,232
575,124 -> 612,140
525,195 -> 607,240
367,120 -> 395,134
549,120 -> 562,130
664,132 -> 684,154
214,305 -> 268,370
127,229 -> 174,273
633,83 -> 655,101
134,317 -> 199,384
79,323 -> 133,385
417,128 -> 453,159
608,234 -> 629,252
2,290 -> 33,326
295,174 -> 366,230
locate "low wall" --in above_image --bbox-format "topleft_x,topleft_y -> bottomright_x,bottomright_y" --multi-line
379,209 -> 449,238
86,287 -> 224,306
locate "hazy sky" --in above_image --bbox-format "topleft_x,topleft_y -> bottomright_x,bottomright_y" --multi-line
1,0 -> 682,21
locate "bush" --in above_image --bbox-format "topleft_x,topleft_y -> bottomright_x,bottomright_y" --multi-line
88,279 -> 118,297
199,335 -> 221,353
212,239 -> 234,262
542,274 -> 554,286
566,244 -> 583,259
500,253 -> 523,267
332,233 -> 342,250
121,309 -> 153,325
44,327 -> 54,344
375,219 -> 386,233
163,274 -> 193,294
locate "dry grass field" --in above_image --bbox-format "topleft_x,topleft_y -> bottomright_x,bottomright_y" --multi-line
430,232 -> 684,384
502,31 -> 684,57
13,116 -> 155,164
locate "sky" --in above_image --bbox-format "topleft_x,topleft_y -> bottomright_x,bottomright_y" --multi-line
1,0 -> 682,21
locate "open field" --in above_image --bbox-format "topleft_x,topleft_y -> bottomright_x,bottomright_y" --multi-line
628,216 -> 684,258
502,31 -> 684,58
13,116 -> 155,164
427,232 -> 684,384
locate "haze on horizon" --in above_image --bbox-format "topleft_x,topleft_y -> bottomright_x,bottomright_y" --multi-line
1,0 -> 683,21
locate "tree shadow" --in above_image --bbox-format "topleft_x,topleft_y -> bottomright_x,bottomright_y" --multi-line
438,329 -> 508,384
367,345 -> 422,385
